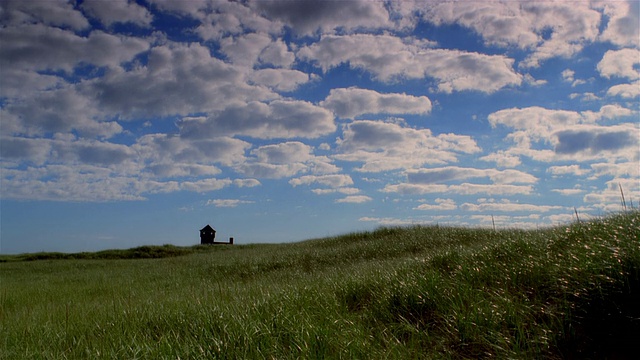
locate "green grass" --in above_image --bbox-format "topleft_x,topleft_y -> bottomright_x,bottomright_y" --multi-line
1,212 -> 638,359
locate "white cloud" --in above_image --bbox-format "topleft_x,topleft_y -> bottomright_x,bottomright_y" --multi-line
146,0 -> 209,15
590,161 -> 640,179
583,178 -> 640,212
547,165 -> 590,177
250,141 -> 315,164
0,0 -> 89,30
488,105 -> 638,163
554,125 -> 638,157
82,0 -> 153,27
147,164 -> 221,178
250,0 -> 391,35
0,69 -> 63,99
2,87 -> 122,138
249,69 -> 310,92
179,100 -> 335,140
194,1 -> 280,40
607,81 -> 640,98
552,188 -> 584,196
335,120 -> 480,172
0,24 -> 150,73
414,198 -> 457,211
297,34 -> 522,93
382,183 -> 534,196
479,151 -> 521,168
311,187 -> 360,195
460,199 -> 564,213
236,163 -> 307,179
181,178 -> 233,193
135,134 -> 251,170
406,167 -> 537,185
597,49 -> 640,80
258,40 -> 295,67
220,33 -> 272,67
236,141 -> 338,179
569,92 -> 599,101
87,43 -> 277,119
206,199 -> 254,208
289,174 -> 354,188
335,195 -> 372,204
598,0 -> 640,48
233,179 -> 261,188
321,87 -> 431,119
562,69 -> 575,82
358,216 -> 423,226
418,0 -> 602,68
0,164 -> 182,202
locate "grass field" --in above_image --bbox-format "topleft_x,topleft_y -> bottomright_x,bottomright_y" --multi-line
1,211 -> 639,359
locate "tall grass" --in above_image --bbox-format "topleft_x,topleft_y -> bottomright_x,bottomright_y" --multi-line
1,211 -> 638,358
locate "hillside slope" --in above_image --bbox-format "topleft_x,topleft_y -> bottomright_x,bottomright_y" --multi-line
1,212 -> 638,358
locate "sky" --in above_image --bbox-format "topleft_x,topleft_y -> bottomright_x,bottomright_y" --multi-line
1,0 -> 639,254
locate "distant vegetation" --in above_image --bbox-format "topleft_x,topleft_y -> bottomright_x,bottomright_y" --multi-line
0,244 -> 216,262
1,211 -> 638,358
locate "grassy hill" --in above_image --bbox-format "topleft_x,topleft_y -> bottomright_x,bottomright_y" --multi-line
1,211 -> 638,359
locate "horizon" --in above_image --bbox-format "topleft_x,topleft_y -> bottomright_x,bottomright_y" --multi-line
1,0 -> 639,254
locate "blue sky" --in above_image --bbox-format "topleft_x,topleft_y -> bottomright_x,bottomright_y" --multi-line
1,0 -> 638,254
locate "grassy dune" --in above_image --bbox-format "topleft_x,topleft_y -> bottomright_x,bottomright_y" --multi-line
1,212 -> 638,359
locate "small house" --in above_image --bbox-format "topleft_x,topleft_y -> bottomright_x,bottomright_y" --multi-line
200,224 -> 234,245
200,225 -> 216,244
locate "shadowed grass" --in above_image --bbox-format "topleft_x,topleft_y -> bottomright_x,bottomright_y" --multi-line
1,211 -> 638,358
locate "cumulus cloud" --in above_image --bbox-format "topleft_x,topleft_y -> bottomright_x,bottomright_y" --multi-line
220,32 -> 273,67
598,0 -> 640,48
250,0 -> 391,35
206,199 -> 254,207
0,0 -> 89,30
297,34 -> 522,93
0,163 -> 188,202
135,134 -> 251,171
406,167 -> 537,185
86,43 -> 277,119
607,81 -> 640,98
311,187 -> 360,195
487,105 -> 638,163
181,178 -> 233,193
382,183 -> 534,196
419,1 -> 601,68
554,126 -> 638,155
598,49 -> 640,80
289,174 -> 354,188
194,1 -> 280,40
249,69 -> 311,92
583,178 -> 640,212
460,199 -> 564,213
179,100 -> 335,140
335,195 -> 372,204
335,120 -> 480,172
414,198 -> 457,211
547,165 -> 590,177
321,87 -> 431,119
0,24 -> 150,73
2,87 -> 122,138
82,0 -> 153,27
233,179 -> 261,188
235,141 -> 338,179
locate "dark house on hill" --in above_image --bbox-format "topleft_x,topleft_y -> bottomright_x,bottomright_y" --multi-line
200,224 -> 233,245
200,225 -> 216,244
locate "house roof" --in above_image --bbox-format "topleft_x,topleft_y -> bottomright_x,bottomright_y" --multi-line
200,224 -> 215,232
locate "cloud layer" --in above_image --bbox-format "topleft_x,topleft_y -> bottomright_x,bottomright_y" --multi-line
1,0 -> 638,237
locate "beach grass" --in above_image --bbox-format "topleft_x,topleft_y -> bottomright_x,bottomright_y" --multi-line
1,211 -> 638,358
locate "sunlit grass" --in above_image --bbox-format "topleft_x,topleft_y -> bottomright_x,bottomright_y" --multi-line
1,211 -> 638,358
